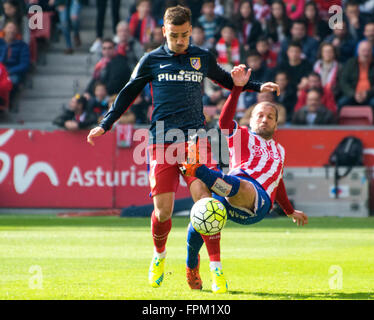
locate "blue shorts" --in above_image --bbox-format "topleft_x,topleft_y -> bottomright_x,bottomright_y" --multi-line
212,173 -> 271,225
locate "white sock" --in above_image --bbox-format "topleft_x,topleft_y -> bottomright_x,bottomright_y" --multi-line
154,249 -> 167,259
210,261 -> 222,270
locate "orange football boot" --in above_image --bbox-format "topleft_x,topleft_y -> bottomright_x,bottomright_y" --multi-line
186,254 -> 202,290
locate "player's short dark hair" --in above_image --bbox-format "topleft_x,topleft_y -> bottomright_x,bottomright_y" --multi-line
164,5 -> 191,26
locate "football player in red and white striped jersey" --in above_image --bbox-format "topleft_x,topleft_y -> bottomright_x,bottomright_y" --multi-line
181,64 -> 308,293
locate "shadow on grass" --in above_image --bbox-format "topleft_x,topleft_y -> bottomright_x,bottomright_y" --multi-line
229,290 -> 374,300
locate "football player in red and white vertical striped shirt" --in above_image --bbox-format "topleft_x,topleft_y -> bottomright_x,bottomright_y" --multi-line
180,64 -> 308,293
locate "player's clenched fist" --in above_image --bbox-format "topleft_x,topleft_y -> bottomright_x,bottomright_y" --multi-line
87,126 -> 105,146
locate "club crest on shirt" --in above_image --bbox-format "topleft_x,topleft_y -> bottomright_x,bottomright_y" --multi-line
252,145 -> 281,161
190,57 -> 201,70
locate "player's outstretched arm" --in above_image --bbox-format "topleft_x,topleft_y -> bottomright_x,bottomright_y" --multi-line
87,126 -> 105,146
288,210 -> 308,226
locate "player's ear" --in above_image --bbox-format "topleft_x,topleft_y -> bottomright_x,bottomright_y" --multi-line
162,25 -> 166,37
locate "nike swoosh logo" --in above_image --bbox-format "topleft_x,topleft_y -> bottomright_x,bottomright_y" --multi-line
160,64 -> 172,68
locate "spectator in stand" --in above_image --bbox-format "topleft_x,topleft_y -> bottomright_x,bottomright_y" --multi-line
185,0 -> 203,26
90,0 -> 121,53
295,71 -> 338,116
49,0 -> 81,54
26,0 -> 55,11
128,0 -> 156,46
345,0 -> 366,41
85,38 -> 131,98
0,21 -> 30,90
87,81 -> 109,122
283,0 -> 305,20
277,41 -> 313,90
0,0 -> 30,44
191,24 -> 211,50
198,0 -> 227,47
274,70 -> 297,122
359,0 -> 374,22
278,19 -> 320,65
313,0 -> 342,21
0,62 -> 12,109
265,0 -> 292,52
151,25 -> 164,47
252,0 -> 271,28
114,21 -> 144,70
324,20 -> 357,63
130,93 -> 151,124
203,86 -> 224,111
302,1 -> 330,42
237,50 -> 271,112
216,24 -> 241,68
360,20 -> 374,51
292,88 -> 336,125
255,36 -> 277,68
313,42 -> 340,93
338,40 -> 374,110
53,94 -> 97,130
234,0 -> 262,53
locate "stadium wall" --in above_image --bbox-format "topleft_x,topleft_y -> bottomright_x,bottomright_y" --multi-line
1,127 -> 374,212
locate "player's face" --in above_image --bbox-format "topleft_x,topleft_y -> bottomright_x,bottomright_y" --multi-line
249,104 -> 277,140
163,21 -> 192,54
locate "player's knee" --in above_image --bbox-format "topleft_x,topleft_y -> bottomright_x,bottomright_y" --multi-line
154,207 -> 173,222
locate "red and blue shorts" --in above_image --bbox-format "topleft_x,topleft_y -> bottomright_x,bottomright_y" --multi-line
147,141 -> 217,197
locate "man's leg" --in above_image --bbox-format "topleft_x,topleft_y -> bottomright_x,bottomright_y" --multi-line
148,192 -> 174,288
147,142 -> 181,288
185,179 -> 210,289
188,177 -> 229,293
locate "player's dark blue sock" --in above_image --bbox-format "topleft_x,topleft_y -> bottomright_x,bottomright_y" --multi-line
195,165 -> 241,197
186,222 -> 204,269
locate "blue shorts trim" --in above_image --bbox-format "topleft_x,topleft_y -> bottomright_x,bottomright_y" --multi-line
212,173 -> 271,225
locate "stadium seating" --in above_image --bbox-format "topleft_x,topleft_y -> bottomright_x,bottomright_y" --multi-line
338,106 -> 374,126
28,11 -> 55,64
29,12 -> 54,41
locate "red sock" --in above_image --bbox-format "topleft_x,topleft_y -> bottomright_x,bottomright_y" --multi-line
201,232 -> 221,262
151,210 -> 172,253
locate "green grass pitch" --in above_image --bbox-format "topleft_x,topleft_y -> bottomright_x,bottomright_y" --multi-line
0,214 -> 373,300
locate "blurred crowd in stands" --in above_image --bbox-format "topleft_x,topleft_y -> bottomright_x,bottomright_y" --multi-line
0,0 -> 374,130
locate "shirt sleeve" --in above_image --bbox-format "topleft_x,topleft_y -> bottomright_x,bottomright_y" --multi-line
206,50 -> 263,92
218,85 -> 242,134
99,53 -> 153,132
275,178 -> 294,216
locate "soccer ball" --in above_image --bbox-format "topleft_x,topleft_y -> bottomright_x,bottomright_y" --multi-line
190,197 -> 227,236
